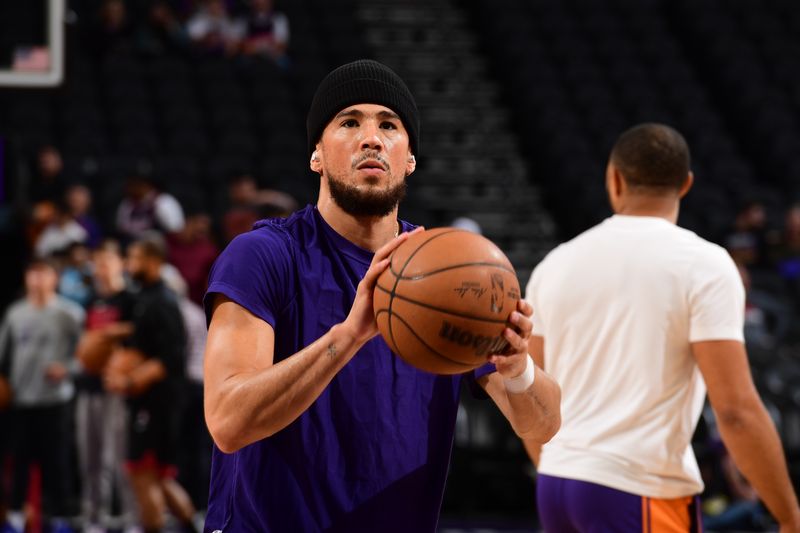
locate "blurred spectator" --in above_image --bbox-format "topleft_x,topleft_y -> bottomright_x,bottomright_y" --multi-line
725,201 -> 774,268
57,242 -> 94,309
136,0 -> 191,56
738,263 -> 793,352
34,200 -> 89,259
0,343 -> 12,532
25,146 -> 70,253
65,184 -> 103,249
222,173 -> 297,242
161,268 -> 212,514
30,146 -> 68,205
115,174 -> 185,244
186,0 -> 245,56
167,211 -> 219,305
771,204 -> 800,282
104,234 -> 196,533
87,0 -> 135,56
0,259 -> 84,532
74,240 -> 136,532
25,200 -> 58,254
240,0 -> 290,66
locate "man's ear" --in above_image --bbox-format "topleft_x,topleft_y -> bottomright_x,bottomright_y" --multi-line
679,171 -> 694,199
310,147 -> 322,174
406,153 -> 416,176
605,161 -> 625,212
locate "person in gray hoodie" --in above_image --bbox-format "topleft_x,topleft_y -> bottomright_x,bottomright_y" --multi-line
0,257 -> 84,531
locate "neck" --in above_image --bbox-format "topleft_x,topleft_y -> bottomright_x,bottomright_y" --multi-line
28,292 -> 54,308
96,276 -> 125,297
615,194 -> 680,224
316,195 -> 398,252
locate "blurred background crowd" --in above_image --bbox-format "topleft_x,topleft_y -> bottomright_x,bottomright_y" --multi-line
1,0 -> 800,531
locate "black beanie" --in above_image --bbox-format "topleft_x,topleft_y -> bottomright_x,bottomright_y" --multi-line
306,59 -> 420,156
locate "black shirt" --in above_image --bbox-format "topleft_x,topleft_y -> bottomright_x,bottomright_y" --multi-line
129,279 -> 186,410
77,288 -> 137,393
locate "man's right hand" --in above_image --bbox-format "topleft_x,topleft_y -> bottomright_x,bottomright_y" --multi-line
342,227 -> 424,344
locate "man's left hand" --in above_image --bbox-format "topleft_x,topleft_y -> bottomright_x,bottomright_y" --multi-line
489,299 -> 533,378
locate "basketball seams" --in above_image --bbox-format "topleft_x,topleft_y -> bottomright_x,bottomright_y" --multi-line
380,288 -> 509,324
394,261 -> 516,280
385,228 -> 465,360
379,309 -> 479,371
388,229 -> 466,278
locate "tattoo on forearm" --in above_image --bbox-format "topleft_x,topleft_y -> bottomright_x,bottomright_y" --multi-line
530,388 -> 549,417
327,343 -> 337,359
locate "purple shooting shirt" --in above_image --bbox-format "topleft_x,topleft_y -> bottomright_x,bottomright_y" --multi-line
203,205 -> 495,533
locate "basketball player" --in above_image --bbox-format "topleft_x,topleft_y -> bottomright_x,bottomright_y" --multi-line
202,59 -> 561,532
525,123 -> 800,532
105,234 -> 197,533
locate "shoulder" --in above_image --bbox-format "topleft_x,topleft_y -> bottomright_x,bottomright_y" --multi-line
3,300 -> 27,322
239,206 -> 319,254
674,229 -> 737,271
208,209 -> 316,292
222,217 -> 296,265
54,297 -> 86,325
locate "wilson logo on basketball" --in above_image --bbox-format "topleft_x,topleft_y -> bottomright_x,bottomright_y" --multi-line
438,320 -> 508,357
490,274 -> 505,314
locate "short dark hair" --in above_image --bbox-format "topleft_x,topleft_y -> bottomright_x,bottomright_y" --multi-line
610,123 -> 691,191
130,231 -> 167,261
25,256 -> 59,273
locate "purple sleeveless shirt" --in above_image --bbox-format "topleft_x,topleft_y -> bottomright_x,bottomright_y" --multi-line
203,205 -> 494,533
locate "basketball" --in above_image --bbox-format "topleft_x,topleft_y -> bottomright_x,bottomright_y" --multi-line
374,228 -> 521,375
76,330 -> 115,375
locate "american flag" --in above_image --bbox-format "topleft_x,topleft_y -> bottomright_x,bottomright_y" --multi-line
12,46 -> 50,72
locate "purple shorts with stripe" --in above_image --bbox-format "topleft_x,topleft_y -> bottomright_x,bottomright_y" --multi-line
536,473 -> 702,532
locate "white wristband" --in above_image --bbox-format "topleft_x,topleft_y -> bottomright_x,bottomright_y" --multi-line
503,354 -> 535,394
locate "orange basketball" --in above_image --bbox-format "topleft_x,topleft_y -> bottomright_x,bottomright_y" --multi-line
373,228 -> 521,375
77,330 -> 115,375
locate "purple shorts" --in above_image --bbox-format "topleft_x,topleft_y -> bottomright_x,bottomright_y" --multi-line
537,473 -> 702,532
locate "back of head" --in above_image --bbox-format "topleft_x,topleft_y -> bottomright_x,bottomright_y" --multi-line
610,123 -> 691,193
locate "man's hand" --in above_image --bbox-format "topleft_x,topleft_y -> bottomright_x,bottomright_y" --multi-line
103,371 -> 131,395
44,362 -> 68,384
489,299 -> 534,378
101,321 -> 134,340
479,299 -> 561,442
342,227 -> 424,343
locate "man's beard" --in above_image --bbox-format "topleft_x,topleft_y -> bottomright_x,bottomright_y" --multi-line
327,174 -> 407,217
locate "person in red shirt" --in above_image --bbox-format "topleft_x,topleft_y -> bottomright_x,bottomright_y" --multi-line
167,212 -> 219,305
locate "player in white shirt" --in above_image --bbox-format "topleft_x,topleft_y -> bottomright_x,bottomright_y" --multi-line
525,123 -> 800,532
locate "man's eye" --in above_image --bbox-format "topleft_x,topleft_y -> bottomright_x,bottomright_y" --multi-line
342,119 -> 358,127
381,122 -> 397,130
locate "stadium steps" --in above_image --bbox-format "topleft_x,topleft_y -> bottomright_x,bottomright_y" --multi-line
355,0 -> 557,283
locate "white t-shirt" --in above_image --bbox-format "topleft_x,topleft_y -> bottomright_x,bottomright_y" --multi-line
526,215 -> 744,498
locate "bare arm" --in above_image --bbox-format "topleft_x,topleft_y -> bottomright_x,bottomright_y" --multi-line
204,229 -> 420,453
693,340 -> 800,530
519,335 -> 546,467
479,300 -> 561,444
